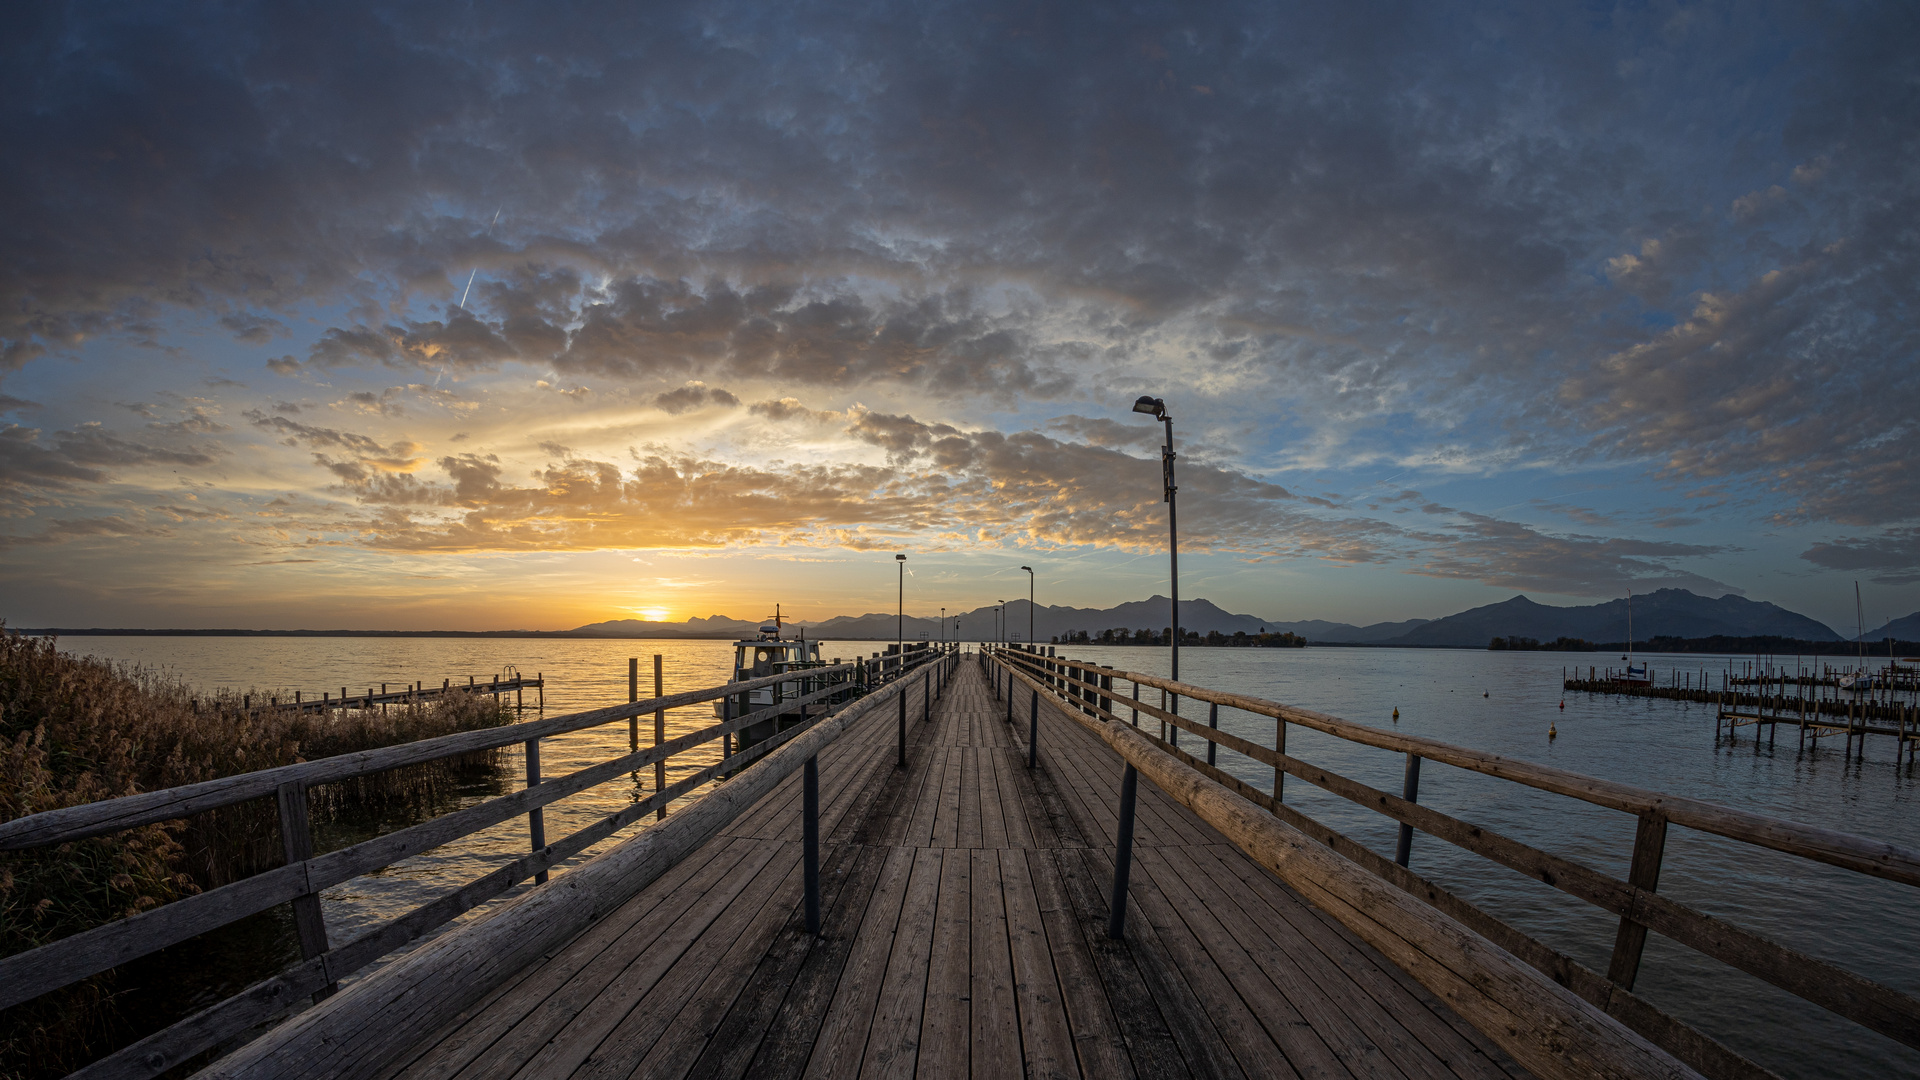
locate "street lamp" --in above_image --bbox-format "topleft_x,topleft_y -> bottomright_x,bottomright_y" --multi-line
1132,395 -> 1178,684
1020,566 -> 1034,649
940,607 -> 946,643
896,554 -> 907,661
998,602 -> 1007,648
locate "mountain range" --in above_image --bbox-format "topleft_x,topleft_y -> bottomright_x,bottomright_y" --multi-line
574,589 -> 1913,646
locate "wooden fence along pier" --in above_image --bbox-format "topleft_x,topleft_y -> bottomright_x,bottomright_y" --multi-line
3,644 -> 1916,1079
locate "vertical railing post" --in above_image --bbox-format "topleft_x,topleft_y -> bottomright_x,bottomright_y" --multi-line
275,780 -> 335,1001
1274,717 -> 1286,802
1131,681 -> 1139,726
897,682 -> 907,769
803,754 -> 820,936
1028,688 -> 1039,769
654,655 -> 666,820
923,669 -> 930,722
1394,753 -> 1421,867
1207,701 -> 1219,766
628,657 -> 639,751
1107,764 -> 1138,939
526,738 -> 549,884
1608,811 -> 1669,990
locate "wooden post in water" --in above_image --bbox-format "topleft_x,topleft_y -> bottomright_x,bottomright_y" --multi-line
275,780 -> 335,1001
653,656 -> 666,820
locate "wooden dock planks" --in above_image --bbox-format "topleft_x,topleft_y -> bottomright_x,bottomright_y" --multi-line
379,659 -> 1530,1080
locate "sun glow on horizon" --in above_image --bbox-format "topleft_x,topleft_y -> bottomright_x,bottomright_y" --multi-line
637,607 -> 672,622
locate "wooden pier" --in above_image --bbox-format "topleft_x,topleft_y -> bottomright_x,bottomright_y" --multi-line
231,673 -> 545,715
6,647 -> 1918,1079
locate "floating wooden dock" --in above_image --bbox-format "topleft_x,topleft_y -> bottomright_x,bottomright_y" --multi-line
231,673 -> 545,715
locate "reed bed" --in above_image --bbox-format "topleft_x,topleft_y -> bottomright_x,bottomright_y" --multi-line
0,628 -> 512,1079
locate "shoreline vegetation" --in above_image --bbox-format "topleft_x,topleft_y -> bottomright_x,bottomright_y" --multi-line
1051,628 -> 1308,647
0,629 -> 512,1080
1485,634 -> 1920,655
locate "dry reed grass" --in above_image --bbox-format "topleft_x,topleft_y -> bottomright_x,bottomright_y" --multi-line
0,628 -> 512,1079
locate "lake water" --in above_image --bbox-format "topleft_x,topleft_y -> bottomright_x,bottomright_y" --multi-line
53,636 -> 1920,1078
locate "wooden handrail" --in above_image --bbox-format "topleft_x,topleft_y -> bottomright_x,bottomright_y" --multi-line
990,653 -> 1703,1079
989,649 -> 1920,1066
0,679 -> 852,1012
999,652 -> 1920,888
193,673 -> 918,1080
0,665 -> 851,851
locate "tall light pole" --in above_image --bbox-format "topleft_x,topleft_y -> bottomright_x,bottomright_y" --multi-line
1132,396 -> 1178,683
896,553 -> 907,659
1021,566 -> 1034,648
940,607 -> 946,643
998,602 -> 1007,648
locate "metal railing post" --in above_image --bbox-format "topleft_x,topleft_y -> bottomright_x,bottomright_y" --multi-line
1028,688 -> 1039,769
1394,752 -> 1421,867
526,738 -> 549,884
1108,764 -> 1138,939
275,780 -> 335,1000
1274,717 -> 1286,802
923,669 -> 930,722
803,754 -> 820,936
654,656 -> 667,820
897,684 -> 907,769
1131,681 -> 1140,726
1207,701 -> 1219,766
628,657 -> 639,751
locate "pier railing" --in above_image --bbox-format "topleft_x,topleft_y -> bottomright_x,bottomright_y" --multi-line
986,646 -> 1920,1080
0,645 -> 953,1080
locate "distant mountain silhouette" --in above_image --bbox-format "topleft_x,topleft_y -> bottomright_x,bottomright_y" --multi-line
567,588 -> 1843,646
1865,611 -> 1920,642
1382,589 -> 1841,647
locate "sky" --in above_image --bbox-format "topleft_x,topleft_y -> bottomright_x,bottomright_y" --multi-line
2,1 -> 1917,634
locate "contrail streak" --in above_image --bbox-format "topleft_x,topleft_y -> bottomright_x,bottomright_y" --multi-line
457,206 -> 503,310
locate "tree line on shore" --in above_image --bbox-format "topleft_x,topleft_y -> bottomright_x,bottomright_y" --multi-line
1488,633 -> 1920,654
1050,627 -> 1307,648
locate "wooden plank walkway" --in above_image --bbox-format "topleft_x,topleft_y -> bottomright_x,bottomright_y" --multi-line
372,660 -> 1529,1080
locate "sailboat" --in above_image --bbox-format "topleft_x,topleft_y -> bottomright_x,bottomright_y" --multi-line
1611,589 -> 1652,685
1838,582 -> 1879,692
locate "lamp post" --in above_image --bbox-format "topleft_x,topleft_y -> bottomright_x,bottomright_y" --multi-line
940,607 -> 946,643
1131,396 -> 1178,683
1021,566 -> 1034,649
896,554 -> 907,662
998,602 -> 1007,648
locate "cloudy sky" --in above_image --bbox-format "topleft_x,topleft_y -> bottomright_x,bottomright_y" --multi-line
3,1 -> 1916,633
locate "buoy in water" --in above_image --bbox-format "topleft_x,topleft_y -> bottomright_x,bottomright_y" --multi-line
1559,699 -> 1565,709
1483,690 -> 1489,698
1549,722 -> 1558,739
1391,707 -> 1400,721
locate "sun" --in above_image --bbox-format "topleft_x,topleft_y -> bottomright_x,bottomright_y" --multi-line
638,607 -> 671,622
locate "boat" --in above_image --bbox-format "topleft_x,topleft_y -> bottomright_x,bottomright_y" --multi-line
1611,590 -> 1652,685
715,606 -> 832,752
1839,582 -> 1876,693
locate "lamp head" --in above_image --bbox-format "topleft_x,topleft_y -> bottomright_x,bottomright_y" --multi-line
895,553 -> 906,561
1132,395 -> 1167,419
1020,565 -> 1031,573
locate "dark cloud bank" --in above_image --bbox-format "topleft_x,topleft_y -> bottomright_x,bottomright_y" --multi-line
3,0 -> 1918,591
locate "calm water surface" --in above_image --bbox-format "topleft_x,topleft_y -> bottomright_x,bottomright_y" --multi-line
61,637 -> 1920,1078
